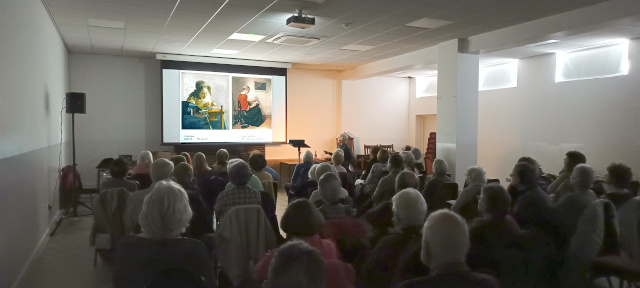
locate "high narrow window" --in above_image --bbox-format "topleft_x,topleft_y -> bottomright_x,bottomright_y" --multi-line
555,39 -> 630,82
479,60 -> 518,91
416,74 -> 437,98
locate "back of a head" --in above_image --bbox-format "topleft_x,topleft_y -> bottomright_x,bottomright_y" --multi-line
139,181 -> 192,238
401,151 -> 414,168
479,183 -> 511,216
339,133 -> 348,143
465,166 -> 487,186
180,152 -> 192,165
377,149 -> 390,164
517,156 -> 539,167
566,150 -> 587,169
137,151 -> 153,169
173,163 -> 194,186
315,162 -> 337,181
308,164 -> 318,181
403,145 -> 412,152
512,162 -> 537,186
170,155 -> 187,167
433,159 -> 448,175
395,170 -> 419,192
192,152 -> 210,175
388,154 -> 404,171
607,162 -> 633,189
318,172 -> 342,204
216,149 -> 229,164
228,159 -> 252,186
109,157 -> 130,179
280,199 -> 324,237
421,210 -> 469,267
331,149 -> 344,166
410,147 -> 422,161
370,146 -> 382,160
151,159 -> 174,183
570,164 -> 595,189
392,188 -> 427,228
248,153 -> 267,172
268,240 -> 325,288
303,150 -> 314,164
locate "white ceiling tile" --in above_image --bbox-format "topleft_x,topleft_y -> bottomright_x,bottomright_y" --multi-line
126,16 -> 168,26
62,30 -> 90,38
158,33 -> 193,41
83,1 -> 129,14
44,0 -> 84,8
176,0 -> 227,13
125,30 -> 161,38
216,42 -> 253,50
124,34 -> 158,43
166,19 -> 207,30
88,26 -> 125,37
128,5 -> 174,18
92,48 -> 123,55
57,23 -> 89,32
85,11 -> 128,23
125,23 -> 164,33
237,19 -> 284,35
122,50 -> 154,58
48,7 -> 87,25
70,47 -> 94,54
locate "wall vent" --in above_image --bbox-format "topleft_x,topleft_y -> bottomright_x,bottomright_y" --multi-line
266,33 -> 322,46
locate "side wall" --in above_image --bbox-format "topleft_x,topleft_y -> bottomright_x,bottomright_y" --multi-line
342,77 -> 410,155
478,39 -> 640,182
0,1 -> 69,287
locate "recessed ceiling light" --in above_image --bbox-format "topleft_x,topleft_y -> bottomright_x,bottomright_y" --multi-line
87,18 -> 125,29
228,33 -> 266,42
525,40 -> 560,47
341,44 -> 375,51
211,49 -> 239,54
405,17 -> 452,29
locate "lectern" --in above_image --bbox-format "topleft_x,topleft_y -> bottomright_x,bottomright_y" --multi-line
288,139 -> 310,163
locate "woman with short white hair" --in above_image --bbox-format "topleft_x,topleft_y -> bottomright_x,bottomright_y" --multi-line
332,149 -> 347,173
309,163 -> 349,206
452,166 -> 487,223
114,181 -> 215,288
130,151 -> 154,189
318,173 -> 354,219
401,151 -> 418,175
338,133 -> 354,171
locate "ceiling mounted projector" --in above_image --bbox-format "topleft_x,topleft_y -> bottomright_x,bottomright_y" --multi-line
287,10 -> 315,29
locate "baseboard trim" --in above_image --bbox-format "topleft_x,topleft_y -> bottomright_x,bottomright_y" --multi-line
11,210 -> 63,288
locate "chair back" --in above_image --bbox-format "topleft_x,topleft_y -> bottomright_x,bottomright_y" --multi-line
201,172 -> 229,217
430,182 -> 458,213
144,268 -> 206,288
90,187 -> 130,264
129,173 -> 152,190
617,197 -> 640,259
379,144 -> 394,153
215,205 -> 277,286
562,199 -> 605,288
338,172 -> 355,198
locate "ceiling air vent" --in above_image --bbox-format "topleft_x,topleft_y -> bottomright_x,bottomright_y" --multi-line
266,33 -> 321,46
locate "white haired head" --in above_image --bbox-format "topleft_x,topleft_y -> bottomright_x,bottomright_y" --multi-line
150,158 -> 174,183
318,173 -> 342,204
139,181 -> 192,238
315,162 -> 337,181
302,150 -> 314,164
465,166 -> 487,186
421,210 -> 469,268
570,164 -> 595,189
392,188 -> 428,229
308,164 -> 319,181
228,159 -> 252,186
137,151 -> 153,169
331,149 -> 344,166
433,159 -> 448,175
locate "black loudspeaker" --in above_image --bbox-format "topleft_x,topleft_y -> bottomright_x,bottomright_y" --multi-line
66,92 -> 86,114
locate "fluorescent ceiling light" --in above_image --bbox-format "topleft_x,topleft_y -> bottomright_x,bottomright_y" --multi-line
228,33 -> 266,42
525,40 -> 560,47
211,49 -> 239,54
405,17 -> 452,29
87,18 -> 125,29
340,44 -> 375,51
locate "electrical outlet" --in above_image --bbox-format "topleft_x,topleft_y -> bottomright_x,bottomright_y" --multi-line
506,177 -> 512,183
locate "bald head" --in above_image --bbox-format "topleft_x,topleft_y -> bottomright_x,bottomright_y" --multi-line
421,210 -> 469,268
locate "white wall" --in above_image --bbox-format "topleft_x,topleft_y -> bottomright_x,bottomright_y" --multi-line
342,77 -> 410,155
0,1 -> 68,287
69,54 -> 171,187
478,39 -> 640,182
408,77 -> 438,152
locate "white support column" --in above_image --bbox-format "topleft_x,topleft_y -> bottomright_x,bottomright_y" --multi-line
436,39 -> 479,187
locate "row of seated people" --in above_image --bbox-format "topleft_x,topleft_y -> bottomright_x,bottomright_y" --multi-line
93,146 -> 639,288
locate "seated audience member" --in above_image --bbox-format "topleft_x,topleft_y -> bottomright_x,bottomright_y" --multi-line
123,159 -> 174,234
509,162 -> 551,227
403,145 -> 412,152
173,163 -> 213,239
467,184 -> 520,271
291,150 -> 314,187
211,149 -> 229,175
309,163 -> 349,206
267,240 -> 326,288
254,199 -> 339,281
517,156 -> 552,192
192,152 -> 214,191
113,181 -> 215,288
102,157 -> 138,192
180,152 -> 192,166
395,170 -> 420,192
452,166 -> 487,223
249,152 -> 273,182
411,147 -> 425,173
422,159 -> 454,211
130,151 -> 153,189
361,188 -> 430,288
402,151 -> 418,175
318,173 -> 354,219
249,150 -> 280,182
372,154 -> 405,206
363,149 -> 391,195
338,133 -> 354,171
332,149 -> 347,173
224,158 -> 265,192
361,145 -> 382,180
547,150 -> 586,196
169,155 -> 187,167
554,164 -> 597,237
397,210 -> 499,288
600,162 -> 633,209
214,159 -> 262,222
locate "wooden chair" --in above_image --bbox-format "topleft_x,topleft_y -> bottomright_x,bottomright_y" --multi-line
379,144 -> 394,153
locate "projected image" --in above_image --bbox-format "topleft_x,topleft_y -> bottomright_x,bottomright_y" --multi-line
231,76 -> 272,130
180,71 -> 230,130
